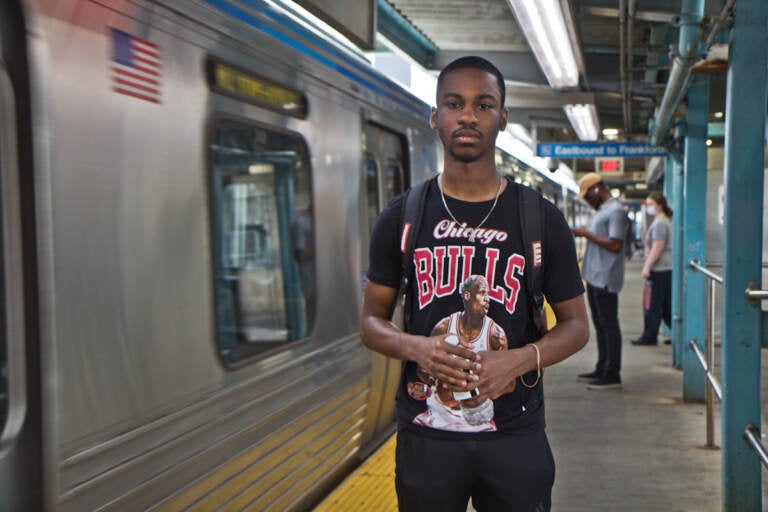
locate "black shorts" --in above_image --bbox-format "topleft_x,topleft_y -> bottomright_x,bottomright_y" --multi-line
395,428 -> 555,512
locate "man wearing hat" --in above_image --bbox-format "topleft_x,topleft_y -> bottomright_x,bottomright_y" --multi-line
572,172 -> 628,389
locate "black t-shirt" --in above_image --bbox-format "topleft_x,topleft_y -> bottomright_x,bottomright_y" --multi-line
366,178 -> 584,438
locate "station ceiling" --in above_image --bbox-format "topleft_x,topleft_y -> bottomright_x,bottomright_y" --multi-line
378,0 -> 731,176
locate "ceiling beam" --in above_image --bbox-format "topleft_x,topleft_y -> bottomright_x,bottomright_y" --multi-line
433,50 -> 548,86
583,6 -> 675,23
377,0 -> 437,67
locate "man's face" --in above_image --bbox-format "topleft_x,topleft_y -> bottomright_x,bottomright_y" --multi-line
430,68 -> 508,164
583,185 -> 602,210
465,277 -> 491,316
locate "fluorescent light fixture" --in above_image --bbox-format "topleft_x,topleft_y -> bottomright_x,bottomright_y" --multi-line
506,0 -> 581,88
248,164 -> 274,175
602,127 -> 619,141
506,123 -> 533,147
563,103 -> 599,141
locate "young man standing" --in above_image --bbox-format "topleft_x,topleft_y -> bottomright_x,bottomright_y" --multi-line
572,172 -> 628,389
361,56 -> 589,512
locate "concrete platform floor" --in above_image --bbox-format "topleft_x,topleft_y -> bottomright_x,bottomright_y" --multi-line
546,257 -> 722,511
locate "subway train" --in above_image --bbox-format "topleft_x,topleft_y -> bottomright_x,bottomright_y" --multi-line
0,1 -> 582,510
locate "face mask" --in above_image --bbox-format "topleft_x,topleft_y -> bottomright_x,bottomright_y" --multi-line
646,206 -> 658,216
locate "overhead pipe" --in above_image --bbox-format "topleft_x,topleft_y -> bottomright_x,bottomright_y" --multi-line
619,0 -> 629,137
703,0 -> 737,49
626,0 -> 636,139
649,0 -> 705,146
649,0 -> 738,146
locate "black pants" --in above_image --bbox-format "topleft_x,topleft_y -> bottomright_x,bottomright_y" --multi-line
638,270 -> 672,343
586,283 -> 622,378
395,428 -> 554,512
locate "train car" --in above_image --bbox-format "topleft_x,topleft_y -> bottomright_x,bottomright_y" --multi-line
0,1 -> 440,510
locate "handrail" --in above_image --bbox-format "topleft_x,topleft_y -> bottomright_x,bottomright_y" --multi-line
688,338 -> 723,401
743,424 -> 768,469
703,261 -> 768,268
687,259 -> 722,448
744,287 -> 768,302
689,259 -> 723,283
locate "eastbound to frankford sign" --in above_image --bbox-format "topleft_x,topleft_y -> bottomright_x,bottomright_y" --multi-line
536,142 -> 668,158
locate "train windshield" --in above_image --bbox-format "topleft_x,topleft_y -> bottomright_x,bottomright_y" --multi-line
209,120 -> 314,365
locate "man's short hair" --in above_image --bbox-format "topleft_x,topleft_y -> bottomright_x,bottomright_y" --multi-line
436,56 -> 506,108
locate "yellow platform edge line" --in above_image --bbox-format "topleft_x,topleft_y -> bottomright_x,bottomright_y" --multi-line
313,434 -> 397,512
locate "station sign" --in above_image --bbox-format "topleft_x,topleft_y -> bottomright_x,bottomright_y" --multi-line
537,142 -> 667,159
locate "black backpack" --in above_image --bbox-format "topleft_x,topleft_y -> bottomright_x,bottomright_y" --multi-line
399,176 -> 546,339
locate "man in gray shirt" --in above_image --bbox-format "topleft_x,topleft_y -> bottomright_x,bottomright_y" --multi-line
572,173 -> 627,389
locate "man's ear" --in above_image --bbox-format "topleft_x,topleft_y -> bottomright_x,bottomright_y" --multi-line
499,107 -> 508,131
430,106 -> 437,129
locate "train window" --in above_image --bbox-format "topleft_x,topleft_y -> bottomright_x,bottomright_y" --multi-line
383,160 -> 403,204
0,330 -> 5,432
364,155 -> 379,233
209,119 -> 315,365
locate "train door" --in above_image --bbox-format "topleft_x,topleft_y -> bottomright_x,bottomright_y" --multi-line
0,3 -> 41,510
361,122 -> 408,442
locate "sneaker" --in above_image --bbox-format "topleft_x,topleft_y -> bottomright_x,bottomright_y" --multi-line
577,370 -> 602,381
587,377 -> 622,390
631,338 -> 657,346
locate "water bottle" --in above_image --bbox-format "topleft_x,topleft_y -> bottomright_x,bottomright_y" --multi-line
444,334 -> 494,425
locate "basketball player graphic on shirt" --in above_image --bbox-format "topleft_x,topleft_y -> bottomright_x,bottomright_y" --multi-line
413,275 -> 509,432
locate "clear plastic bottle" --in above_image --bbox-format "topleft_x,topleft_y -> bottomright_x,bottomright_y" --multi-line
444,334 -> 495,425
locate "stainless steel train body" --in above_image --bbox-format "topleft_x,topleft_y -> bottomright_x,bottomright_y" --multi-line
0,1 -> 578,510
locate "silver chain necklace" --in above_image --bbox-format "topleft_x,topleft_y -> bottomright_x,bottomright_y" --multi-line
439,175 -> 504,243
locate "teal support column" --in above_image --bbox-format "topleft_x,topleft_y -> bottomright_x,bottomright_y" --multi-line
662,158 -> 675,343
682,75 -> 708,402
721,0 -> 768,509
663,158 -> 674,198
670,146 -> 685,369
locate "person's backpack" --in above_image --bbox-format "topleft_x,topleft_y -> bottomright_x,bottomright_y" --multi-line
399,176 -> 546,339
624,210 -> 636,260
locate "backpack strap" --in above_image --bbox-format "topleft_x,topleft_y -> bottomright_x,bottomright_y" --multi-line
514,179 -> 546,339
399,176 -> 434,332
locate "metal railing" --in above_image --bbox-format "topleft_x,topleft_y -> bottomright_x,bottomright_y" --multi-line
744,424 -> 768,470
687,259 -> 722,449
689,259 -> 768,467
740,279 -> 768,469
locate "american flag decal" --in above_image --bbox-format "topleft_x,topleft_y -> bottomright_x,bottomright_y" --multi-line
110,28 -> 161,104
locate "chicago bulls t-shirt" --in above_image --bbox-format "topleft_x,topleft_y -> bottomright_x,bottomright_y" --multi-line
366,178 -> 584,438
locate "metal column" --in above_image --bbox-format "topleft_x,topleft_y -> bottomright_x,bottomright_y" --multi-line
671,147 -> 684,369
721,0 -> 768,508
682,75 -> 708,401
663,158 -> 674,201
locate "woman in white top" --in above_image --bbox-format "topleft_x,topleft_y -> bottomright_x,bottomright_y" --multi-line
632,192 -> 673,346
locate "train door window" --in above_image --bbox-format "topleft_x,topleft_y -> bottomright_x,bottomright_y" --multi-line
360,124 -> 408,289
364,155 -> 379,233
209,119 -> 314,365
383,160 -> 403,204
0,53 -> 26,458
